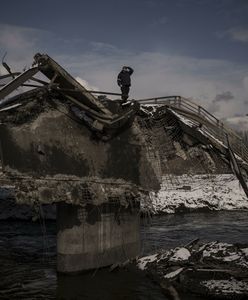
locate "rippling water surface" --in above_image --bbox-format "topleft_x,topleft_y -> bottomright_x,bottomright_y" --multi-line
0,211 -> 247,299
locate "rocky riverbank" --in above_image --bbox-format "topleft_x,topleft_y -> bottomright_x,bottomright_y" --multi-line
143,174 -> 248,214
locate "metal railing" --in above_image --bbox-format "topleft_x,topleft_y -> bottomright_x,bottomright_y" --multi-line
137,96 -> 248,164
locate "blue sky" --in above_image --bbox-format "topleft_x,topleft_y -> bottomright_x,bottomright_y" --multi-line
1,0 -> 248,126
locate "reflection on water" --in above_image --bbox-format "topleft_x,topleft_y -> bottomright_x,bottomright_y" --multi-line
0,221 -> 56,300
57,268 -> 165,300
0,211 -> 247,299
141,210 -> 248,254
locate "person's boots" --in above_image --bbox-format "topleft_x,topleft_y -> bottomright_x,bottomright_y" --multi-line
121,94 -> 128,103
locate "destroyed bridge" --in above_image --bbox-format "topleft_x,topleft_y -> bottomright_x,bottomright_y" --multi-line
0,53 -> 247,273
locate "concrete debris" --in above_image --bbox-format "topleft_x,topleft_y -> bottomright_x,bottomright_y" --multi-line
136,240 -> 248,299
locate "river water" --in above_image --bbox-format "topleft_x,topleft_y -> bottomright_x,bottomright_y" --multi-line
0,211 -> 247,300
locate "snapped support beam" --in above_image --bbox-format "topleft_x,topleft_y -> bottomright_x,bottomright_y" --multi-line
0,83 -> 43,88
226,135 -> 248,198
0,72 -> 21,80
34,53 -> 113,116
0,67 -> 39,101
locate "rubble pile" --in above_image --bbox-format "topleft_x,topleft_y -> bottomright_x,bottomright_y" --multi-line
137,240 -> 248,299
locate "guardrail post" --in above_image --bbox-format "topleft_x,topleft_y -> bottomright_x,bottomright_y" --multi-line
240,140 -> 243,158
241,141 -> 244,158
198,106 -> 201,115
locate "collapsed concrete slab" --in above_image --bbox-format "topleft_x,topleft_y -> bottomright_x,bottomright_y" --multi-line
0,53 -> 248,273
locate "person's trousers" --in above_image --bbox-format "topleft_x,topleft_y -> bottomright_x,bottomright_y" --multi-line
121,85 -> 130,101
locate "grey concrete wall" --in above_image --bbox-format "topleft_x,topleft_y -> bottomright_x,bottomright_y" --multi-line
57,202 -> 140,273
0,101 -> 160,205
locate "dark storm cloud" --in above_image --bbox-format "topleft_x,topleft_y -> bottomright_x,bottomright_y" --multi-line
213,91 -> 234,103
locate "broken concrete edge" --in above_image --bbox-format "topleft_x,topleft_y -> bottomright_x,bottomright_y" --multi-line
0,91 -> 139,144
0,173 -> 149,206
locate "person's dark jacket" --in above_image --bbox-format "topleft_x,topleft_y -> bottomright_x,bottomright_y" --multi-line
117,67 -> 134,87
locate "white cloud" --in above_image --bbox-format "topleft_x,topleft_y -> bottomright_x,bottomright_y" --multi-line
243,76 -> 248,94
226,27 -> 248,42
0,23 -> 51,70
224,116 -> 248,131
90,42 -> 118,52
151,16 -> 169,27
0,65 -> 7,75
75,77 -> 99,91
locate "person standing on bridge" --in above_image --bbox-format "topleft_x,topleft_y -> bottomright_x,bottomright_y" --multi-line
117,66 -> 134,102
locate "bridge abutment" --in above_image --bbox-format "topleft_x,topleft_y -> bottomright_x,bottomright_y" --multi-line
56,201 -> 140,273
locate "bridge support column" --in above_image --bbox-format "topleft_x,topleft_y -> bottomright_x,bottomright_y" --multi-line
56,201 -> 140,273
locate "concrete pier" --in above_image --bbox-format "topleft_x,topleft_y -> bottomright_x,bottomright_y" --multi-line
57,202 -> 140,273
0,88 -> 160,274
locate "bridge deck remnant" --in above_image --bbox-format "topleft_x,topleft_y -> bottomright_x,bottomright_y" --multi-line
0,53 -> 247,273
